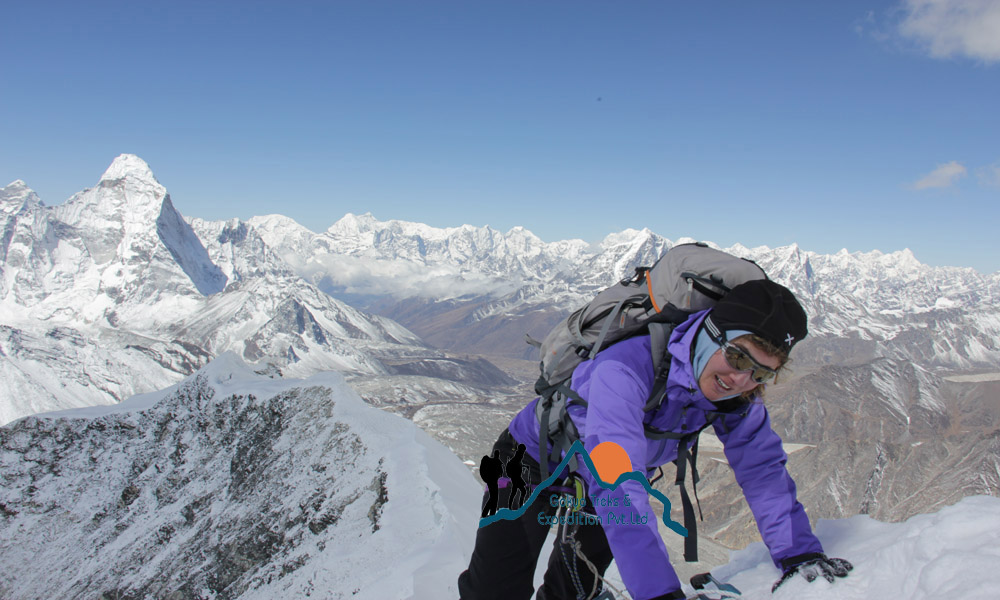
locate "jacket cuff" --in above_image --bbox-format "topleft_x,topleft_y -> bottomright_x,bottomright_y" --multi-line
779,551 -> 827,572
647,590 -> 686,600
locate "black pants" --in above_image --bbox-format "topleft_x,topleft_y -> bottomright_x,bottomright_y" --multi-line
458,430 -> 614,600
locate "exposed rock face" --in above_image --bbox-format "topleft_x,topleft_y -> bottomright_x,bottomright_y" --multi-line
0,356 -> 479,600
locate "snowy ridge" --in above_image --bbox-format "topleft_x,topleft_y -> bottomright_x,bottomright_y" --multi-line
262,211 -> 997,295
0,354 -> 481,599
0,324 -> 205,425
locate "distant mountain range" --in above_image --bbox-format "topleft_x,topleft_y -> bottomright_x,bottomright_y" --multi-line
232,191 -> 1000,370
2,154 -> 998,549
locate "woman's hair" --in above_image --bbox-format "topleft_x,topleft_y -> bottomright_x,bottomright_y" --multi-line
731,333 -> 791,400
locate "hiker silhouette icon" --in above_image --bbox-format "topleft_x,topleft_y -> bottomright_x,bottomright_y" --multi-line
506,443 -> 528,511
480,449 -> 505,518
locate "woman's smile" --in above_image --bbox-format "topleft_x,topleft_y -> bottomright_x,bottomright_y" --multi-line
699,339 -> 781,402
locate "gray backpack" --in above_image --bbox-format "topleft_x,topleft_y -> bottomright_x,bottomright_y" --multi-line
527,242 -> 767,561
532,242 -> 767,388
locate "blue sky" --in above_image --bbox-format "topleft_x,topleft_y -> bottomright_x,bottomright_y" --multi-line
2,1 -> 998,273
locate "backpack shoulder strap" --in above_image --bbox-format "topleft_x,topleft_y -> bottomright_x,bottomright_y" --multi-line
645,406 -> 750,563
643,322 -> 675,413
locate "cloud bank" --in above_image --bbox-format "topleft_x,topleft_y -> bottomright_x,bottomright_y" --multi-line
296,253 -> 521,300
898,0 -> 1000,63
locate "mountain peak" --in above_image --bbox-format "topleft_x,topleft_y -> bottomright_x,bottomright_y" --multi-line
100,154 -> 158,184
1,179 -> 36,200
1,179 -> 44,213
328,212 -> 379,235
601,228 -> 653,248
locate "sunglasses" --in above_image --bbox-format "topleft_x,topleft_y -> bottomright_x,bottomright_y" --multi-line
721,342 -> 778,384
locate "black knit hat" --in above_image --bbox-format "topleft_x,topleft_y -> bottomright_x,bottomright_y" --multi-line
707,279 -> 808,353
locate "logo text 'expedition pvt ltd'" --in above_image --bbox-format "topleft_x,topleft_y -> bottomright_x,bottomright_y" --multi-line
477,440 -> 687,537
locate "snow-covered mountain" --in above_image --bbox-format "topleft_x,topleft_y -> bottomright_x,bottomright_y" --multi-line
170,170 -> 1000,550
1,156 -> 518,426
0,354 -> 480,599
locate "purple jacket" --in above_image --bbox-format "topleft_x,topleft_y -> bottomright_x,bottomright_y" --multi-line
508,310 -> 822,600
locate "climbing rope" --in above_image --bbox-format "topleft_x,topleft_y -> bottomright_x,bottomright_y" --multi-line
554,476 -> 627,600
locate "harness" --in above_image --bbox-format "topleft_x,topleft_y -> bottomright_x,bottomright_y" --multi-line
554,474 -> 625,600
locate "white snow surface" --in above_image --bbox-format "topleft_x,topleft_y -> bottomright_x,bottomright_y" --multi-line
697,495 -> 1000,600
100,153 -> 160,183
567,496 -> 1000,600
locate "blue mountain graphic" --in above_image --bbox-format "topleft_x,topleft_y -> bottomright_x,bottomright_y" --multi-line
478,440 -> 687,536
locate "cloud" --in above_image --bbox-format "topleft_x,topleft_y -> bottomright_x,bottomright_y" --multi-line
912,161 -> 968,189
296,253 -> 520,300
976,161 -> 1000,188
898,0 -> 1000,63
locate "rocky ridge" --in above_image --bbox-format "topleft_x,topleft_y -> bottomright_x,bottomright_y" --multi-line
0,355 -> 480,599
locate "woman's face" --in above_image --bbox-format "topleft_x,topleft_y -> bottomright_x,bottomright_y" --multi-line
697,336 -> 782,402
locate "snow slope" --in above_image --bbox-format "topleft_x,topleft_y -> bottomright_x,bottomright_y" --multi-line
545,496 -> 1000,599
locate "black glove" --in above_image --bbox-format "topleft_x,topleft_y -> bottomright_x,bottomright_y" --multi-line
772,552 -> 853,593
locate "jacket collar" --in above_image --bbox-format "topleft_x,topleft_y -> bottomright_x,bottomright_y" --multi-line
667,310 -> 711,398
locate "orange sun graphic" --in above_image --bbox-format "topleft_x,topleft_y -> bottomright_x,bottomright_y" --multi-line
589,441 -> 634,484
